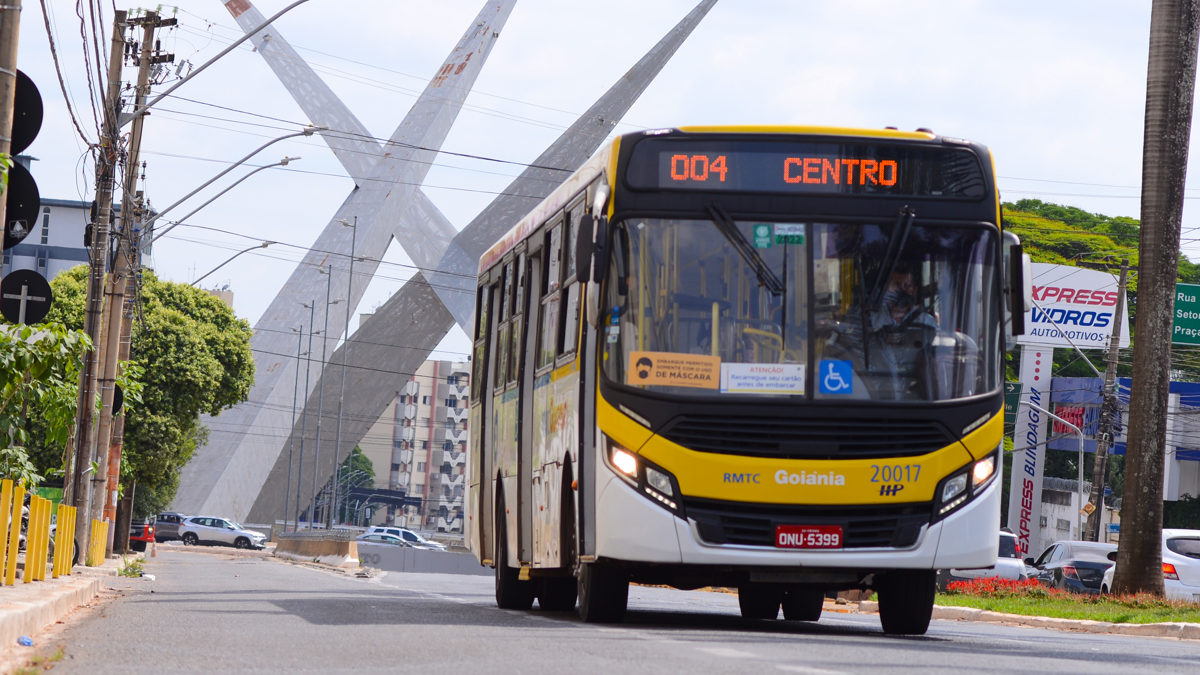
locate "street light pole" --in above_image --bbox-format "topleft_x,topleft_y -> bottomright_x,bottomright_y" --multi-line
311,266 -> 339,528
284,325 -> 304,534
330,216 -> 358,527
1025,401 -> 1087,541
296,301 -> 317,530
148,141 -> 314,244
190,242 -> 277,287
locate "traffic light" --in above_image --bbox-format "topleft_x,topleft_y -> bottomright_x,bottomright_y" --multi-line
3,69 -> 42,251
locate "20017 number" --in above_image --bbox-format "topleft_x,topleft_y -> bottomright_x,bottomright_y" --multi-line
871,464 -> 921,482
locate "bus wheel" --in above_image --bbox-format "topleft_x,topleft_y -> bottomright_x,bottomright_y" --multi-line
738,585 -> 783,620
876,570 -> 936,635
494,510 -> 534,610
577,563 -> 628,623
781,589 -> 824,621
538,576 -> 578,611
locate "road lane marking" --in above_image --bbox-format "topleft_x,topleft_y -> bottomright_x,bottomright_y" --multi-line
698,647 -> 758,658
775,665 -> 848,675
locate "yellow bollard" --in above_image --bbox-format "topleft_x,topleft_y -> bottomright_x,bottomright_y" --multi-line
24,498 -> 38,583
34,498 -> 47,581
88,518 -> 106,567
66,506 -> 76,575
7,486 -> 23,585
52,503 -> 64,578
0,480 -> 11,587
35,498 -> 47,581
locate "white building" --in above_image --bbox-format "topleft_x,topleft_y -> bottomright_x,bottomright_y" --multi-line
357,359 -> 469,533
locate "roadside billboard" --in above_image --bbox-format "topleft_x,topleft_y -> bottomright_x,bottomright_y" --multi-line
1017,263 -> 1130,350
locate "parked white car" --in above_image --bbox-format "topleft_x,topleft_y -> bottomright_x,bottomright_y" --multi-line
363,526 -> 446,550
936,530 -> 1027,591
1101,529 -> 1200,601
178,516 -> 266,549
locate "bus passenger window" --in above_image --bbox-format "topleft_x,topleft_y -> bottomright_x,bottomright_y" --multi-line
508,255 -> 526,385
471,284 -> 491,403
559,281 -> 580,356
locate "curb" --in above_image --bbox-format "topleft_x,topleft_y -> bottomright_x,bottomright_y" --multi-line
856,600 -> 1200,639
0,574 -> 106,650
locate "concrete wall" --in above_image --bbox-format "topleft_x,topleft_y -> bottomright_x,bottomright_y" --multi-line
357,542 -> 489,576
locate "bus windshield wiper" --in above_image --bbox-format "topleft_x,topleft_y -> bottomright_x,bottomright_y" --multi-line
866,206 -> 916,308
706,203 -> 785,295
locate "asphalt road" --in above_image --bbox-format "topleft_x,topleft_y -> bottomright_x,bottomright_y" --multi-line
34,549 -> 1200,674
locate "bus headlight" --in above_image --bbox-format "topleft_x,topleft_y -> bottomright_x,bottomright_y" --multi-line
602,435 -> 683,516
934,448 -> 999,521
646,466 -> 674,497
612,448 -> 638,477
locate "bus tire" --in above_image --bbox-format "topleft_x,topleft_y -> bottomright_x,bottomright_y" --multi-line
876,569 -> 936,635
781,589 -> 824,621
738,585 -> 782,620
494,504 -> 534,610
577,563 -> 628,623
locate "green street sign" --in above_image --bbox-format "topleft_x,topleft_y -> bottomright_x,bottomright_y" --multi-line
1174,283 -> 1200,345
1004,382 -> 1022,426
753,223 -> 773,249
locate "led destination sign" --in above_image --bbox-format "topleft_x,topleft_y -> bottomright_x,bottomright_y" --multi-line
625,139 -> 987,199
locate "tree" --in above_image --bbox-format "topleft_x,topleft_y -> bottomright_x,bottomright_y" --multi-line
40,265 -> 254,516
0,324 -> 91,486
1117,0 -> 1200,596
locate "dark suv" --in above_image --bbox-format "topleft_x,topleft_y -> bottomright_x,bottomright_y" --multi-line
154,512 -> 186,542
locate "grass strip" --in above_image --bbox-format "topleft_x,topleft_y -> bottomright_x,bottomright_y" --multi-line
936,593 -> 1200,624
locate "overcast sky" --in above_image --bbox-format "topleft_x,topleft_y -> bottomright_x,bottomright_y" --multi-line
15,0 -> 1181,358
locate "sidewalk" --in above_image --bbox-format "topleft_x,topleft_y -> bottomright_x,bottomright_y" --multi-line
0,558 -> 117,653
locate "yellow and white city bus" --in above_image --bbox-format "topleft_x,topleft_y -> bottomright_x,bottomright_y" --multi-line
467,126 -> 1030,635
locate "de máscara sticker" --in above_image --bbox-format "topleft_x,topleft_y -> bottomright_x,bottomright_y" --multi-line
628,351 -> 720,389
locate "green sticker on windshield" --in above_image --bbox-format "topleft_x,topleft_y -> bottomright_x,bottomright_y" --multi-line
753,223 -> 773,249
775,223 -> 805,245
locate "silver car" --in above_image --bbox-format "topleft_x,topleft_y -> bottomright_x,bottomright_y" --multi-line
363,526 -> 446,550
178,516 -> 266,549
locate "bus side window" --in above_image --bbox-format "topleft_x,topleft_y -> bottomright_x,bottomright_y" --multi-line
507,253 -> 526,386
538,223 -> 563,369
471,283 -> 491,403
558,204 -> 584,357
495,261 -> 513,391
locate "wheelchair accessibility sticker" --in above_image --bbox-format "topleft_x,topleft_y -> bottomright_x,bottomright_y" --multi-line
819,360 -> 853,394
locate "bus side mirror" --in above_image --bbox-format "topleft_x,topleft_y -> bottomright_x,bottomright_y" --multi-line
576,213 -> 608,284
1002,231 -> 1032,346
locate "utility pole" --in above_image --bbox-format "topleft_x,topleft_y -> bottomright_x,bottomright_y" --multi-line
0,0 -> 23,229
67,10 -> 126,564
1086,259 -> 1129,542
95,11 -> 174,556
1115,0 -> 1200,596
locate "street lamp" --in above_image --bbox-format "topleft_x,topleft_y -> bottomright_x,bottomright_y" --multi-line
190,241 -> 276,287
311,265 -> 342,532
1024,401 -> 1087,541
330,216 -> 358,527
149,139 -> 315,245
284,325 -> 308,534
296,300 -> 321,530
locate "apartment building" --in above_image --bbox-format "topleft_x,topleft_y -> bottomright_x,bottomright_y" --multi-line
361,359 -> 469,533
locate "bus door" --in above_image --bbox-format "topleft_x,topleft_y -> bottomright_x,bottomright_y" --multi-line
476,276 -> 503,562
517,249 -> 538,563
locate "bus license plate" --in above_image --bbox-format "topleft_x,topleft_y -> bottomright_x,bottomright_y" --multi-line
775,525 -> 842,549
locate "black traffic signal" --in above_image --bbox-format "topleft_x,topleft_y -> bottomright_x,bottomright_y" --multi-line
3,70 -> 42,251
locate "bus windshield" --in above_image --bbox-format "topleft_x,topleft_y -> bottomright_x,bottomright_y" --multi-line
602,218 -> 999,402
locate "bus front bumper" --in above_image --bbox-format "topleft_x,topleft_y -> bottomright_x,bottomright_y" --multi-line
594,467 -> 1000,571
